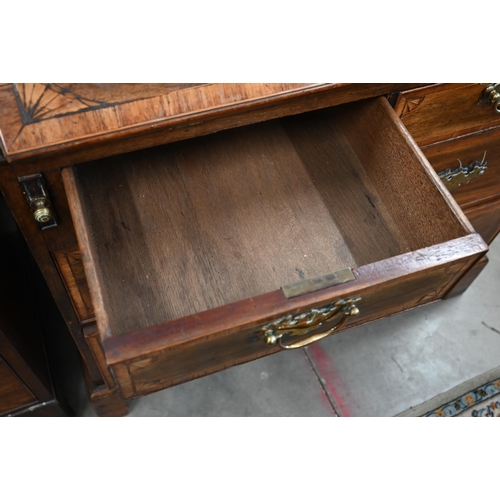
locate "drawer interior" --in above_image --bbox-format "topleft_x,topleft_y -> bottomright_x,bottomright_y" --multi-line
65,98 -> 470,338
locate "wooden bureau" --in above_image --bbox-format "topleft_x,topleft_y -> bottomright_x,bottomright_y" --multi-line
0,83 -> 497,416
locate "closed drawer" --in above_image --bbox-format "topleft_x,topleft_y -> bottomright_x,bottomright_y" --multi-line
422,126 -> 500,244
394,84 -> 500,147
463,198 -> 500,244
62,97 -> 487,400
422,125 -> 500,209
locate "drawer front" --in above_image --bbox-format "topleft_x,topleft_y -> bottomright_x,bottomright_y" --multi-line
394,84 -> 500,146
464,198 -> 500,244
422,126 -> 500,209
445,256 -> 488,299
106,237 -> 484,399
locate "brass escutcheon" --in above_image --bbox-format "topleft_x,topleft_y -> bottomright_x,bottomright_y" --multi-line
257,297 -> 361,350
438,152 -> 487,191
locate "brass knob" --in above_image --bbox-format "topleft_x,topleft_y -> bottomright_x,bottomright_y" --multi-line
480,84 -> 500,114
31,198 -> 53,224
348,305 -> 360,316
34,207 -> 52,223
265,333 -> 278,346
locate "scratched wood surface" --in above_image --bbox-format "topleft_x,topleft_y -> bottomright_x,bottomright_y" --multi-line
64,98 -> 471,342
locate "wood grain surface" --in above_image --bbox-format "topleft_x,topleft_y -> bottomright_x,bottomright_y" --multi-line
82,323 -> 116,390
333,98 -> 473,246
394,83 -> 500,146
53,248 -> 95,323
0,84 -> 423,167
64,97 -> 472,342
464,198 -> 500,244
444,256 -> 489,299
0,84 -> 332,158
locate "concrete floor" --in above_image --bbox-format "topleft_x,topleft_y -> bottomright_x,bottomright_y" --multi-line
78,238 -> 500,417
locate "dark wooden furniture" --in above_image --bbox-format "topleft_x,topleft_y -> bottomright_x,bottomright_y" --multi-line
0,193 -> 69,417
0,83 -> 496,416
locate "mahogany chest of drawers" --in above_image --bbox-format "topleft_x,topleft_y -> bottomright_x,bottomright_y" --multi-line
0,83 -> 496,416
394,83 -> 500,294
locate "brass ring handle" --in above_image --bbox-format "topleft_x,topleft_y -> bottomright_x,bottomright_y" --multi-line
257,298 -> 361,350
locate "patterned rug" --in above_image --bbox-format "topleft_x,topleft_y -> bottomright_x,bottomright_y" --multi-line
425,378 -> 500,417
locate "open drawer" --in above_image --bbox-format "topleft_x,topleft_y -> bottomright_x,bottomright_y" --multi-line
62,97 -> 487,400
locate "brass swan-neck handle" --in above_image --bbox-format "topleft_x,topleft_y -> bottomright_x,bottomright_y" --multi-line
257,298 -> 361,350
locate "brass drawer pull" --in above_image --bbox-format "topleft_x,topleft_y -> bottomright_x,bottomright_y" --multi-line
258,298 -> 361,350
479,84 -> 500,113
18,173 -> 58,229
31,197 -> 53,223
438,152 -> 487,191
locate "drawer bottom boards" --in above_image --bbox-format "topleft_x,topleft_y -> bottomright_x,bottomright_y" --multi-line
62,97 -> 487,402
